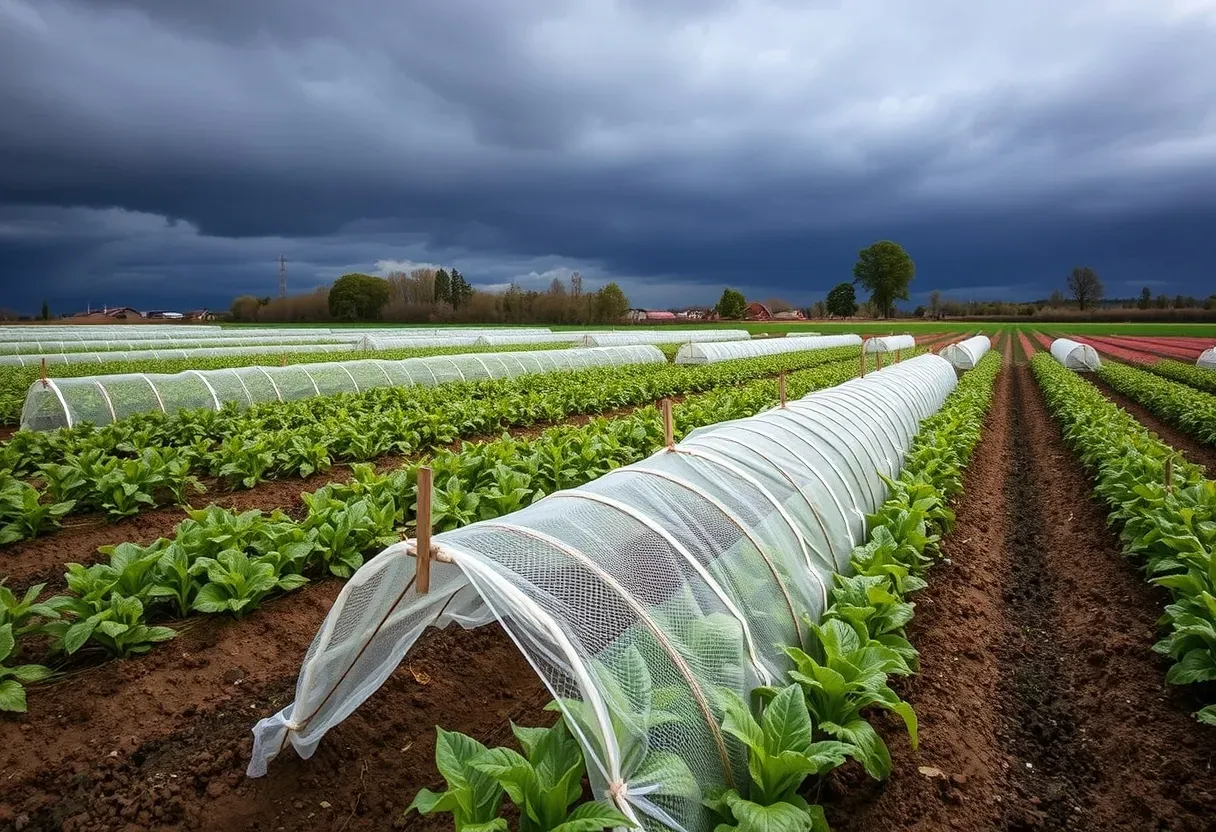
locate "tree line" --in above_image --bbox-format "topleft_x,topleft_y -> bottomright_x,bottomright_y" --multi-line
231,268 -> 631,324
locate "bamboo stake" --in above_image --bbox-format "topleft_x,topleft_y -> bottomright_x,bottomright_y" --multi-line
779,372 -> 787,408
895,348 -> 901,363
281,353 -> 288,367
876,351 -> 884,370
416,466 -> 433,594
662,397 -> 674,449
40,357 -> 48,389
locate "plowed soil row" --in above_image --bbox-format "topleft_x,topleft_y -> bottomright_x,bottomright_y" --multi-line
825,354 -> 1216,830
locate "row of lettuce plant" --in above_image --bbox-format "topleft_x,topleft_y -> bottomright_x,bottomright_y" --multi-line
0,347 -> 861,545
0,342 -> 583,427
408,350 -> 1002,832
1032,353 -> 1216,725
0,355 -> 891,713
1094,360 -> 1216,444
1144,359 -> 1216,396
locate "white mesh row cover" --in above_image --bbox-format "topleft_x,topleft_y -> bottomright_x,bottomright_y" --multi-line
674,335 -> 861,365
0,343 -> 362,368
938,335 -> 992,370
582,331 -> 751,347
1050,338 -> 1101,371
0,333 -> 375,354
0,325 -> 221,338
1197,347 -> 1216,369
19,345 -> 665,431
863,334 -> 916,353
783,332 -> 823,337
475,333 -> 592,346
245,354 -> 959,832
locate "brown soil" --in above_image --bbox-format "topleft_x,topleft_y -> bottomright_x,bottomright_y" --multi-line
1089,376 -> 1216,475
825,360 -> 1216,831
1,585 -> 549,831
824,337 -> 1017,831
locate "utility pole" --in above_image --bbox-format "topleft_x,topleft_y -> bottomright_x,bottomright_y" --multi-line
278,254 -> 287,299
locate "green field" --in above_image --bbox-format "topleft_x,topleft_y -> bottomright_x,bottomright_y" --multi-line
223,321 -> 1216,337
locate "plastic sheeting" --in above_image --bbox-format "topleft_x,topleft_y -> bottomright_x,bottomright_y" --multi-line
1198,348 -> 1216,369
939,335 -> 992,370
783,332 -> 822,337
582,331 -> 751,347
19,345 -> 665,431
0,343 -> 361,368
674,334 -> 861,365
0,334 -> 374,354
245,354 -> 959,832
863,334 -> 916,353
1050,338 -> 1101,371
358,332 -> 558,350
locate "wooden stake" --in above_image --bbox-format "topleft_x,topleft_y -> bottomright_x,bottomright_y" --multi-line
1165,456 -> 1174,495
416,466 -> 433,594
662,397 -> 674,449
281,353 -> 288,367
40,357 -> 48,388
895,348 -> 901,363
859,343 -> 866,378
876,351 -> 884,370
779,372 -> 787,408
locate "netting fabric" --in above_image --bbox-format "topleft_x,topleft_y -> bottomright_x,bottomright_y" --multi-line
1049,338 -> 1101,371
674,335 -> 860,365
0,342 -> 361,367
863,334 -> 916,353
1198,347 -> 1216,369
583,331 -> 751,347
246,354 -> 959,832
19,345 -> 665,431
938,335 -> 992,370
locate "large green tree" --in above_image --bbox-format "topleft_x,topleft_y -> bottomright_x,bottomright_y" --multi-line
852,240 -> 914,318
593,282 -> 630,323
449,269 -> 473,309
328,273 -> 391,320
715,288 -> 747,319
824,282 -> 857,318
434,268 -> 452,305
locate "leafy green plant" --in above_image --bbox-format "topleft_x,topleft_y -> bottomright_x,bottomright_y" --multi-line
408,727 -> 508,832
0,579 -> 68,636
0,478 -> 74,543
44,594 -> 175,657
779,619 -> 916,780
0,623 -> 53,713
707,684 -> 847,832
191,549 -> 308,617
474,719 -> 634,832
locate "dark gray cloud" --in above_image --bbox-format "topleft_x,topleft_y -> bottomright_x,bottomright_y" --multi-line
2,0 -> 1215,314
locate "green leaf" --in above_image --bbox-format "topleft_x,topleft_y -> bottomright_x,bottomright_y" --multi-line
0,679 -> 27,713
725,794 -> 815,832
0,623 -> 13,662
548,800 -> 636,832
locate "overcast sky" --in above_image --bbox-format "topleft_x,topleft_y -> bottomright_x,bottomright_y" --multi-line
2,0 -> 1215,314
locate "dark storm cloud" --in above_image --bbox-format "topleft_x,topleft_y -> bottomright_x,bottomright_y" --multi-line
1,0 -> 1215,313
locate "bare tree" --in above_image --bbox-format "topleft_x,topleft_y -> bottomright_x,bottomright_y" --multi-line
928,290 -> 941,319
1067,266 -> 1104,311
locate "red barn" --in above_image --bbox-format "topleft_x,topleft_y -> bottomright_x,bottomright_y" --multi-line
744,302 -> 772,321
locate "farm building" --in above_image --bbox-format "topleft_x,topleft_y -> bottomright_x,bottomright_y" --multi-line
744,301 -> 772,320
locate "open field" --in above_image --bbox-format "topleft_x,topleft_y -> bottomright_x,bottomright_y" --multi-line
1,325 -> 1214,831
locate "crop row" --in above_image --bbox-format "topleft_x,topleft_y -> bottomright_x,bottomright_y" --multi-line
1031,353 -> 1216,724
0,355 -> 892,713
1095,361 -> 1216,444
0,341 -> 585,427
411,351 -> 1004,831
1145,359 -> 1216,396
0,347 -> 861,545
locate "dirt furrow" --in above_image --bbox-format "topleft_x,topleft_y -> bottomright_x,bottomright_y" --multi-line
826,341 -> 1017,831
1,591 -> 548,831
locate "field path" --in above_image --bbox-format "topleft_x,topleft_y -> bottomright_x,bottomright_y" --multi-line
826,358 -> 1216,831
